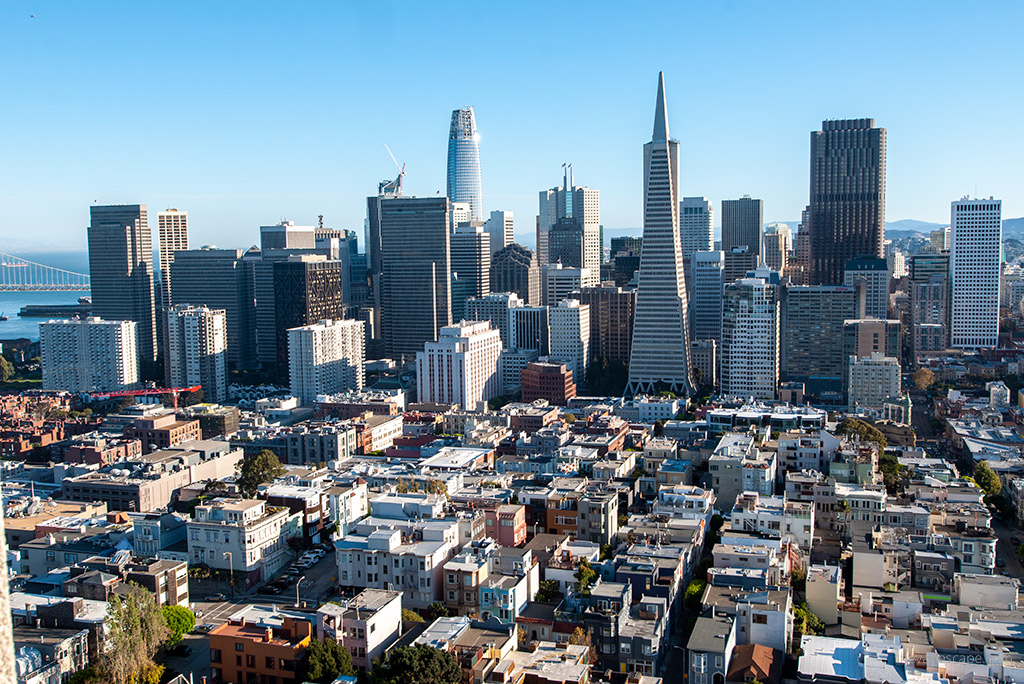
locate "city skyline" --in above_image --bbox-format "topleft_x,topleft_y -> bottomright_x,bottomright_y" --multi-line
1,3 -> 1022,253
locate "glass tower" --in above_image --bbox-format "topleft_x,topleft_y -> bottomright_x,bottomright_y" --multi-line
447,106 -> 484,222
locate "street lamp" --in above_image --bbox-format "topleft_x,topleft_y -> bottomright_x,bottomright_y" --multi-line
223,552 -> 234,598
295,576 -> 306,609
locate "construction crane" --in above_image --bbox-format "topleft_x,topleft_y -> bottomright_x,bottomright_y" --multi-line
383,144 -> 405,194
88,385 -> 202,410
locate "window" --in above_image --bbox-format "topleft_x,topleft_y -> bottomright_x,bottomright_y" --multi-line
246,655 -> 256,667
210,649 -> 221,663
753,614 -> 768,624
266,656 -> 275,669
235,643 -> 244,652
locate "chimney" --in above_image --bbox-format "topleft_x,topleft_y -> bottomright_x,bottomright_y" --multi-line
265,627 -> 273,642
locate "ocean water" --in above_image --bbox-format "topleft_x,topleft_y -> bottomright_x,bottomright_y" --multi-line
0,290 -> 91,341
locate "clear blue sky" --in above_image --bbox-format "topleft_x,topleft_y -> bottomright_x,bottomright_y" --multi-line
1,1 -> 1021,254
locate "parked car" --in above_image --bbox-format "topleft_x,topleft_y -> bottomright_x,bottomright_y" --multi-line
259,585 -> 282,595
169,644 -> 192,658
193,623 -> 215,634
207,593 -> 227,602
997,558 -> 1007,568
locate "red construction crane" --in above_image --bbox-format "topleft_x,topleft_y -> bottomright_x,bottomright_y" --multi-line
89,385 -> 202,410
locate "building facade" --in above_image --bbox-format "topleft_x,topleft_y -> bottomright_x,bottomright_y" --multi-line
843,256 -> 889,320
490,244 -> 541,305
722,278 -> 778,399
691,251 -> 725,344
722,196 -> 764,258
447,106 -> 484,221
950,197 -> 1001,349
680,196 -> 714,258
416,322 -> 502,411
451,224 -> 491,321
165,304 -> 228,403
548,300 -> 591,386
40,318 -> 139,392
574,285 -> 635,365
537,165 -> 601,275
288,319 -> 365,405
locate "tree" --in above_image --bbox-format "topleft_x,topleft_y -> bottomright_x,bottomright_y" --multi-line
372,645 -> 461,684
534,579 -> 561,603
236,449 -> 286,498
568,627 -> 598,664
912,368 -> 936,391
0,355 -> 13,381
562,413 -> 577,424
301,637 -> 355,683
574,558 -> 597,596
162,605 -> 195,645
791,566 -> 806,593
974,460 -> 1002,496
685,579 -> 707,610
794,602 -> 825,639
98,583 -> 170,684
653,420 -> 665,437
837,417 -> 887,449
402,609 -> 425,623
427,601 -> 450,620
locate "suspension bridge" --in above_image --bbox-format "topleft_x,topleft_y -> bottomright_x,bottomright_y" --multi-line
0,251 -> 91,291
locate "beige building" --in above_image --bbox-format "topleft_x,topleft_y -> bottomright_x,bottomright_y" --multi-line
848,352 -> 901,412
417,321 -> 501,412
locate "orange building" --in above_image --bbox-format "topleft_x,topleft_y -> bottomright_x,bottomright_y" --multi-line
209,615 -> 312,684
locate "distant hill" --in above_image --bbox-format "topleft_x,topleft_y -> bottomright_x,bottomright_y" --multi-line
885,219 -> 945,233
1003,217 -> 1024,237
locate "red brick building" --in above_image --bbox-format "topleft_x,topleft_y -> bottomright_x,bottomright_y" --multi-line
520,362 -> 576,406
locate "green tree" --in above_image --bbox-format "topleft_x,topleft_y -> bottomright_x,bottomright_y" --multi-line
534,579 -> 561,603
427,601 -> 450,620
974,460 -> 1002,496
0,355 -> 14,381
98,583 -> 170,684
372,645 -> 461,684
574,558 -> 597,596
162,605 -> 195,644
653,419 -> 665,437
402,609 -> 425,623
837,417 -> 887,448
912,368 -> 936,391
236,449 -> 287,498
794,602 -> 825,639
301,637 -> 355,683
791,566 -> 806,593
685,579 -> 707,610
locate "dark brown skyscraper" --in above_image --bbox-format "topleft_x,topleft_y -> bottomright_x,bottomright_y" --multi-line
490,243 -> 540,305
808,118 -> 886,286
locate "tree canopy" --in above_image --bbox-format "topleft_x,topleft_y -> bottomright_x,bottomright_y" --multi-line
237,449 -> 286,498
574,558 -> 597,596
301,637 -> 355,683
99,583 -> 170,684
162,605 -> 195,644
371,645 -> 462,684
837,417 -> 887,449
912,368 -> 936,391
534,579 -> 561,603
974,460 -> 1001,496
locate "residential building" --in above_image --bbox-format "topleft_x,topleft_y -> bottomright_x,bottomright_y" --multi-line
808,119 -> 887,286
627,73 -> 695,396
843,256 -> 889,319
680,196 -> 714,258
721,277 -> 778,399
484,505 -> 527,548
164,304 -> 228,403
547,300 -> 590,385
209,615 -> 312,684
417,321 -> 501,411
490,244 -> 541,305
842,318 -> 901,387
124,410 -> 202,454
950,197 -> 1002,349
40,318 -> 139,392
156,208 -> 188,325
316,589 -> 402,670
806,564 -> 843,625
848,352 -> 901,411
288,319 -> 365,405
687,613 -> 737,684
87,204 -> 157,364
722,196 -> 764,258
447,106 -> 484,221
12,626 -> 89,684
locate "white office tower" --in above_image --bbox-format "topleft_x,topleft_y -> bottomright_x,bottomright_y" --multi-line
721,278 -> 778,400
416,321 -> 501,411
466,292 -> 524,349
157,209 -> 189,308
543,263 -> 595,306
548,299 -> 591,385
165,304 -> 228,403
451,201 -> 472,230
950,197 -> 1002,349
288,319 -> 366,405
40,317 -> 139,392
847,352 -> 901,412
483,210 -> 514,256
627,72 -> 695,395
537,165 -> 600,274
843,256 -> 889,320
691,251 -> 725,344
680,197 -> 714,258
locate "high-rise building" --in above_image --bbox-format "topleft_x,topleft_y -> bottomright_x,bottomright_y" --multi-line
260,221 -> 316,250
170,248 -> 257,371
542,263 -> 595,307
842,318 -> 901,395
780,284 -> 859,395
366,171 -> 405,341
548,299 -> 590,385
157,209 -> 189,310
466,292 -> 523,350
40,318 -> 139,392
88,204 -> 156,365
165,304 -> 228,403
691,251 -> 725,345
451,224 -> 491,321
723,247 -> 758,286
908,253 -> 950,358
626,73 -> 695,396
763,232 -> 788,272
288,319 -> 365,405
548,217 -> 585,269
721,278 -> 778,400
680,197 -> 714,258
847,352 -> 901,412
790,207 -> 812,285
537,165 -> 600,274
808,119 -> 887,285
416,321 -> 501,410
510,306 -> 549,353
490,244 -> 541,305
521,361 -> 576,406
483,210 -> 514,256
691,339 -> 717,389
843,256 -> 889,319
447,107 -> 484,222
271,256 -> 346,375
721,197 -> 764,258
379,197 -> 452,358
950,197 -> 1002,349
574,285 -> 636,364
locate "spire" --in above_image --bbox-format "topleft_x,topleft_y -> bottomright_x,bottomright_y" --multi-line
652,71 -> 669,143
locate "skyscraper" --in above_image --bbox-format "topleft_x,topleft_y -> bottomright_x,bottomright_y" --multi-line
537,165 -> 601,274
950,197 -> 1002,349
548,299 -> 591,386
627,72 -> 695,396
467,292 -> 524,349
40,317 -> 139,392
721,277 -> 778,400
88,204 -> 157,366
451,224 -> 491,321
548,217 -> 585,269
843,256 -> 889,320
483,210 -> 514,256
379,196 -> 452,358
157,209 -> 188,310
721,196 -> 764,258
417,321 -> 501,410
271,256 -> 346,375
165,304 -> 228,403
908,253 -> 949,357
490,244 -> 541,305
690,251 -> 725,344
574,285 -> 636,365
288,318 -> 365,405
447,106 -> 484,221
808,118 -> 887,285
779,284 -> 859,394
680,197 -> 714,258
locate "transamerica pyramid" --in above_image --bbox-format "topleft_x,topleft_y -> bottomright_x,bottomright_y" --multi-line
626,72 -> 696,396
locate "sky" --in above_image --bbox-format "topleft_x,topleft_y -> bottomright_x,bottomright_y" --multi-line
1,1 -> 1022,257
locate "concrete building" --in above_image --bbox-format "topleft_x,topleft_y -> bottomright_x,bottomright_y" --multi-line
950,197 -> 1002,349
780,284 -> 858,395
156,208 -> 188,328
165,304 -> 228,403
806,564 -> 843,625
125,410 -> 202,454
844,256 -> 890,320
848,352 -> 901,412
573,285 -> 635,364
909,253 -> 950,358
521,362 -> 576,406
691,250 -> 725,345
260,221 -> 316,250
542,264 -> 595,307
537,165 -> 600,274
808,119 -> 887,286
680,196 -> 714,258
843,318 -> 901,370
317,589 -> 403,670
288,319 -> 365,405
451,224 -> 491,321
465,292 -> 522,349
209,614 -> 312,684
483,210 -> 514,256
763,230 -> 788,272
490,244 -> 540,305
547,300 -> 590,386
40,317 -> 139,392
417,321 -> 502,411
87,204 -> 156,364
691,339 -> 717,388
448,106 -> 484,221
722,196 -> 764,258
722,278 -> 778,400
